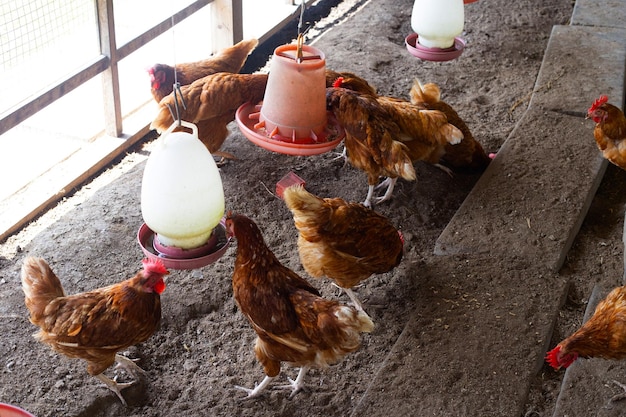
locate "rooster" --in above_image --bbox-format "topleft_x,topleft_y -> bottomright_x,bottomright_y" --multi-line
148,38 -> 259,103
282,185 -> 403,312
225,212 -> 374,398
326,85 -> 463,207
21,257 -> 168,405
409,79 -> 491,172
150,72 -> 268,162
587,95 -> 626,171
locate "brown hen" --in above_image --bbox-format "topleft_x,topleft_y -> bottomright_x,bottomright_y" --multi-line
150,72 -> 268,161
326,86 -> 463,207
148,38 -> 259,102
225,212 -> 374,398
409,79 -> 491,172
282,185 -> 403,312
587,95 -> 626,170
547,285 -> 626,369
325,70 -> 377,96
546,285 -> 626,401
21,257 -> 168,405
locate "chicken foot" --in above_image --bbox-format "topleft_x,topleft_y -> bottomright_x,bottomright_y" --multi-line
275,366 -> 309,398
331,146 -> 347,163
95,354 -> 145,405
114,354 -> 147,379
433,163 -> 454,177
610,380 -> 626,403
375,177 -> 398,204
235,375 -> 275,399
95,373 -> 134,405
343,288 -> 365,313
363,177 -> 398,207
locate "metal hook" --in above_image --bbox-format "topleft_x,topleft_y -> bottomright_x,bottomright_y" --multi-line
167,82 -> 186,127
296,0 -> 306,63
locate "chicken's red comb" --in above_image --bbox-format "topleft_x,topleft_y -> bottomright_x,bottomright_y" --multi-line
398,230 -> 405,245
333,77 -> 344,88
588,95 -> 608,113
545,345 -> 561,370
142,258 -> 169,275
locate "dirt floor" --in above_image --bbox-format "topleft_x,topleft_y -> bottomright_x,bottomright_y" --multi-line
2,0 -> 625,416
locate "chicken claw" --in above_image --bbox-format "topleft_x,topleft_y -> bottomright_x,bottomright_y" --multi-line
363,177 -> 398,207
275,367 -> 309,398
95,373 -> 134,405
433,163 -> 454,177
235,375 -> 275,399
374,177 -> 398,205
343,288 -> 366,313
363,185 -> 376,208
331,146 -> 348,166
610,380 -> 626,403
114,354 -> 146,379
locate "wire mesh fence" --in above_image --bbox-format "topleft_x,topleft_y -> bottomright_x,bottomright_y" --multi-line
0,0 -> 99,114
0,0 -> 97,71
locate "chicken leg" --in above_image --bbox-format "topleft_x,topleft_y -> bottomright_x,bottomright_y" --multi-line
95,373 -> 134,405
95,354 -> 145,405
235,375 -> 275,399
114,353 -> 146,378
276,366 -> 309,398
363,177 -> 397,207
610,380 -> 626,403
374,177 -> 398,205
343,288 -> 366,313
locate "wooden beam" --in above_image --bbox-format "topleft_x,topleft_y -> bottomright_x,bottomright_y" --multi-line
0,0 -> 213,136
97,0 -> 123,137
0,56 -> 109,136
210,0 -> 243,53
0,125 -> 153,243
116,0 -> 213,61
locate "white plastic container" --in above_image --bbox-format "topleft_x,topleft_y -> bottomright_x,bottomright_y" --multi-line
141,121 -> 225,249
411,0 -> 464,49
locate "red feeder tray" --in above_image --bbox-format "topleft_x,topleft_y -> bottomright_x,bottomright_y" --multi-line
405,33 -> 465,62
137,219 -> 231,270
235,102 -> 345,156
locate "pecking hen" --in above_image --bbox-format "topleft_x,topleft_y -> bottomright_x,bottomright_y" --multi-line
150,72 -> 268,161
148,38 -> 259,103
326,85 -> 463,207
282,185 -> 403,313
546,285 -> 626,401
225,212 -> 374,399
409,79 -> 491,172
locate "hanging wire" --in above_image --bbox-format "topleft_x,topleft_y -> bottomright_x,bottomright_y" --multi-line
166,13 -> 186,126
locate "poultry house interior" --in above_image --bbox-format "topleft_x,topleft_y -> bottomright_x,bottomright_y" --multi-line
2,0 -> 626,416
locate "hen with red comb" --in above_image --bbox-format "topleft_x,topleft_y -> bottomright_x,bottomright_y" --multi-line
21,257 -> 169,405
545,285 -> 626,398
586,94 -> 626,170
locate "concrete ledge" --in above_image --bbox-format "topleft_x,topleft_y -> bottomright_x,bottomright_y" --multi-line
435,25 -> 626,272
571,0 -> 626,28
351,257 -> 569,417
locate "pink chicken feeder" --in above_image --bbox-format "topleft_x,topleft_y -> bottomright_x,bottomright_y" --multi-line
405,0 -> 478,62
137,120 -> 231,270
236,36 -> 345,156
